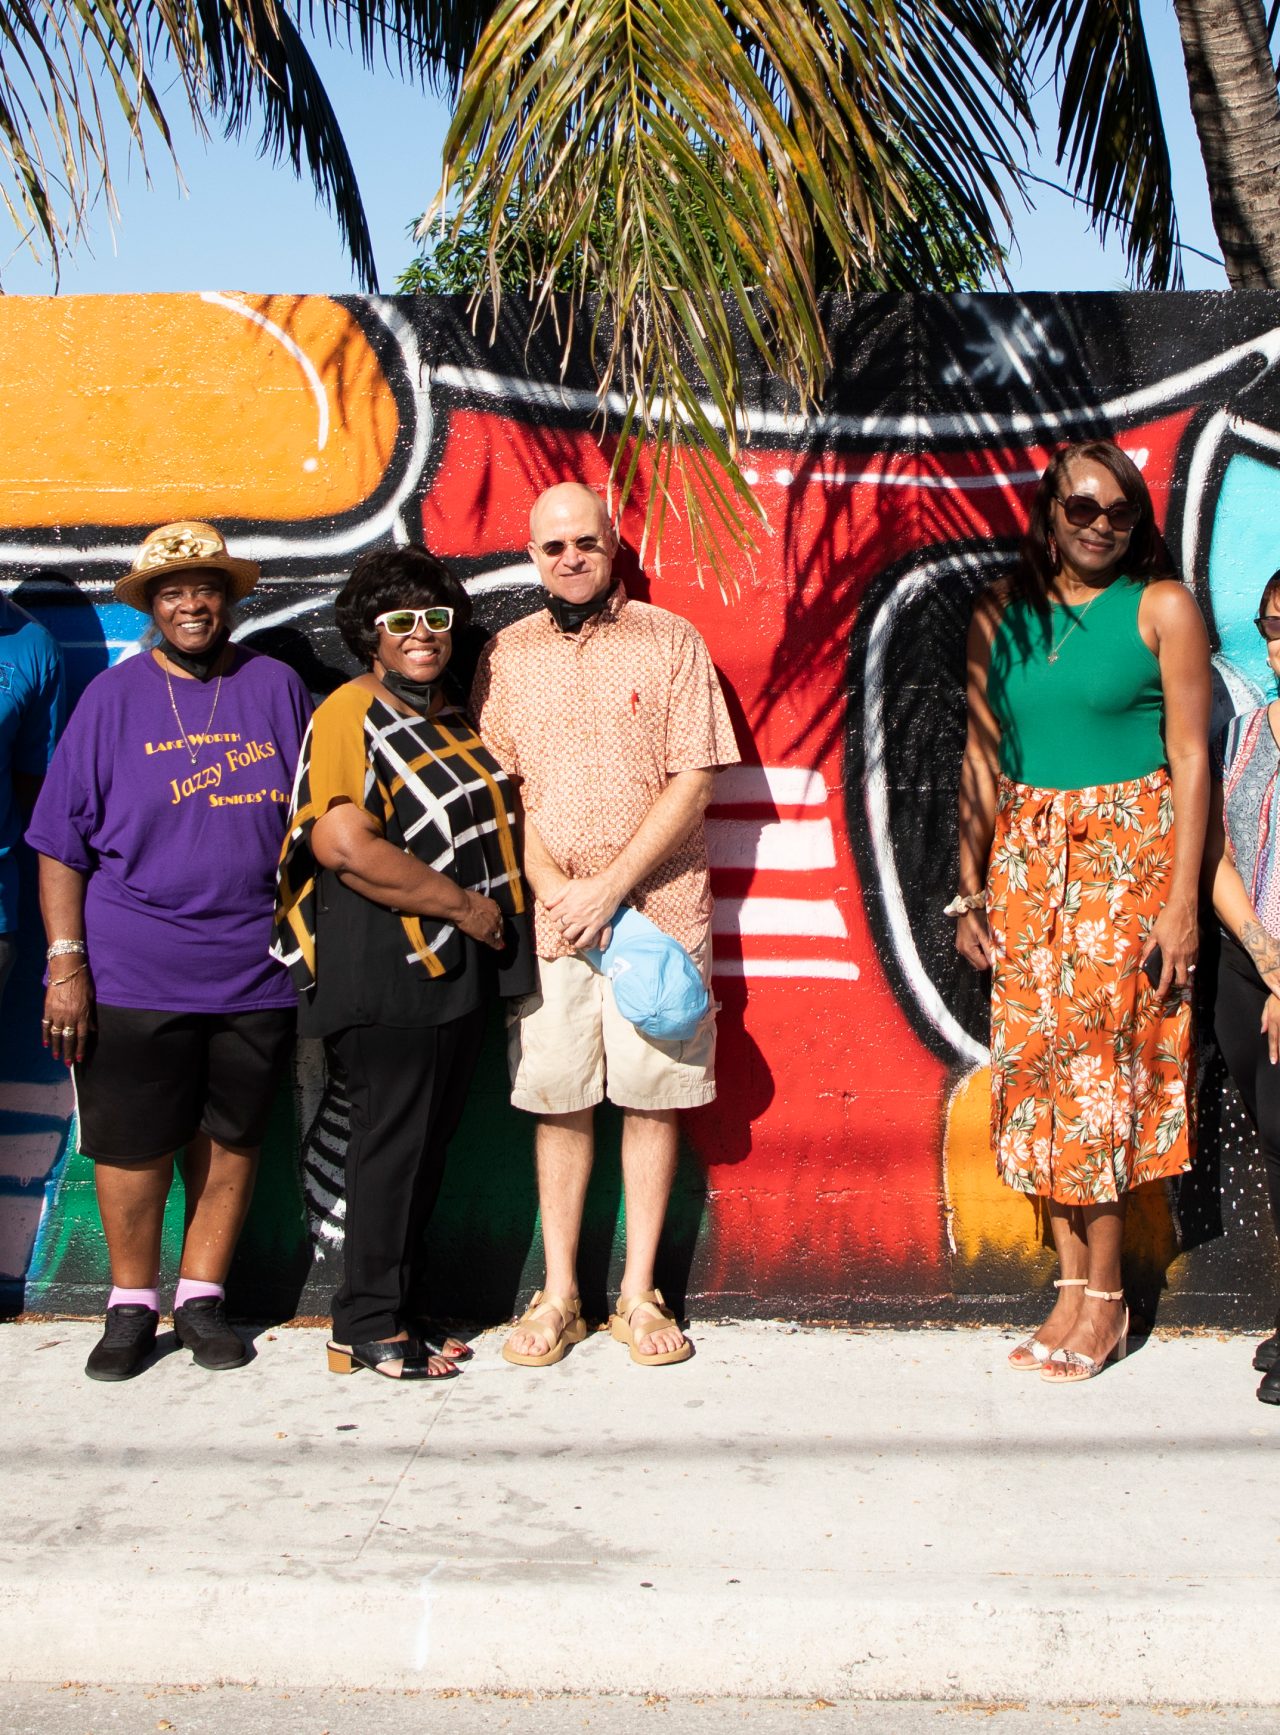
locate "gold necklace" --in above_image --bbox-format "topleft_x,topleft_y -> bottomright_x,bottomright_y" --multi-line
1047,589 -> 1104,664
163,655 -> 224,765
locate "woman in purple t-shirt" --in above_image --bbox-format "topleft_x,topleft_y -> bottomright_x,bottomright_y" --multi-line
27,522 -> 312,1385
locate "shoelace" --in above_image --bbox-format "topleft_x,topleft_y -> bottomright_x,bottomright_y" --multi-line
101,1309 -> 155,1344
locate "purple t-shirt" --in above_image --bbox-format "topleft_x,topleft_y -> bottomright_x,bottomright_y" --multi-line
27,646 -> 312,1013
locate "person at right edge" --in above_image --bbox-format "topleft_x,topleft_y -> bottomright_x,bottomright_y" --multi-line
1205,568 -> 1280,1405
471,483 -> 740,1369
955,440 -> 1210,1384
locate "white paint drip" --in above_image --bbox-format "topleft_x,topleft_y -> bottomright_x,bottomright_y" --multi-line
200,291 -> 331,458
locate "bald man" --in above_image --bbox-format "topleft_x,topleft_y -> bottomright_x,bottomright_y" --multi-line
472,484 -> 740,1367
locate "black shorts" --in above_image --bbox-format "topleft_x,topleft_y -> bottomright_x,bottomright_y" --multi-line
73,1005 -> 296,1162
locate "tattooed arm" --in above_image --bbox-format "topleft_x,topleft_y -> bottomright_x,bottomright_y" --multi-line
1206,777 -> 1280,994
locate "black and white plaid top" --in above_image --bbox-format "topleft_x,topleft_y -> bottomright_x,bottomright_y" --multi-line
273,681 -> 531,1031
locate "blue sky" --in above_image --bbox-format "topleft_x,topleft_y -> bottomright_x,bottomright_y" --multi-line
0,2 -> 1228,298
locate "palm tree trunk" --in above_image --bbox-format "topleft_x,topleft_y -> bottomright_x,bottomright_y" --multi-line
1172,0 -> 1280,287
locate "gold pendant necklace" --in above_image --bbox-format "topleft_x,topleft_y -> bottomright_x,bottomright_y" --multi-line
164,656 -> 224,765
1046,589 -> 1103,664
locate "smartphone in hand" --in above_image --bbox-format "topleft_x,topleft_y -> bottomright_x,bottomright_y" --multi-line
1143,944 -> 1163,989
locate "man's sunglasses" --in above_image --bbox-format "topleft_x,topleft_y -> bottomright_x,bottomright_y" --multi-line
1256,614 -> 1280,641
375,606 -> 454,636
536,535 -> 606,558
1054,493 -> 1141,532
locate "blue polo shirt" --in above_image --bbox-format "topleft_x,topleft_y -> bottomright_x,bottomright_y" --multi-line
1,594 -> 65,933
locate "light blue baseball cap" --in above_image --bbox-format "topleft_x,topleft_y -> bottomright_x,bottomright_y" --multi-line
584,906 -> 709,1043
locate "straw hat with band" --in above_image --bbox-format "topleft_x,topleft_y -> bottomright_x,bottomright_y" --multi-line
114,521 -> 260,613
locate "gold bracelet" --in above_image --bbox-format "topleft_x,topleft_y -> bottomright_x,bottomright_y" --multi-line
48,963 -> 89,987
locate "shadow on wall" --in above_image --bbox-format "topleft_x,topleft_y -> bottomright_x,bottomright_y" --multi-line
294,1006 -> 711,1328
0,580 -> 108,1314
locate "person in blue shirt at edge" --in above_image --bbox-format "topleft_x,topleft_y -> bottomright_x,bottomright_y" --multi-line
0,588 -> 65,1007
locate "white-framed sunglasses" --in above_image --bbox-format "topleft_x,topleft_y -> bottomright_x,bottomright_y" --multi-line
374,606 -> 455,636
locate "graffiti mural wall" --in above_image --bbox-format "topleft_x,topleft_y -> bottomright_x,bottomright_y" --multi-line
3,290 -> 1279,1326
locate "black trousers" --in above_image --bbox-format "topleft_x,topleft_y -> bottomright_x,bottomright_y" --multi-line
1212,928 -> 1280,1242
328,1008 -> 486,1345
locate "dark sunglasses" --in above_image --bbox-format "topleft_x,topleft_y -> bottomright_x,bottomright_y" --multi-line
1055,493 -> 1141,532
374,606 -> 454,636
1256,615 -> 1280,641
536,535 -> 606,558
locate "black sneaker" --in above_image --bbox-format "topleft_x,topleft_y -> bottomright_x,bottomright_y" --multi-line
173,1295 -> 249,1371
1254,1331 -> 1280,1373
85,1305 -> 158,1382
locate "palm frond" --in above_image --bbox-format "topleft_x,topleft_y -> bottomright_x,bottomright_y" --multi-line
0,0 -> 389,289
327,0 -> 493,92
1021,0 -> 1182,289
434,0 -> 1027,587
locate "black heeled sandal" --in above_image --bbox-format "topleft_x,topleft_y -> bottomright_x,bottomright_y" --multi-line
326,1337 -> 461,1380
405,1322 -> 475,1362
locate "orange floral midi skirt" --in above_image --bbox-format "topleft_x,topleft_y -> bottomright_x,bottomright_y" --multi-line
987,768 -> 1193,1205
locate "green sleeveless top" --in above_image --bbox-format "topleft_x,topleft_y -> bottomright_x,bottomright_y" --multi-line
986,577 -> 1165,791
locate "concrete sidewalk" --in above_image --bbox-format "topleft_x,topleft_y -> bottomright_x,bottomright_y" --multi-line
3,1318 -> 1280,1705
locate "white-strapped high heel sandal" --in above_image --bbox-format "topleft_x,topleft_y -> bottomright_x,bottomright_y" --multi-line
1007,1277 -> 1088,1371
1040,1288 -> 1129,1384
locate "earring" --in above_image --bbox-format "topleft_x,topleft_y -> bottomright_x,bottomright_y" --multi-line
1047,533 -> 1059,571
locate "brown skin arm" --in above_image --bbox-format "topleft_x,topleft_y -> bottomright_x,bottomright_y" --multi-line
534,768 -> 717,950
955,587 -> 1006,972
310,801 -> 505,949
1140,581 -> 1212,996
37,855 -> 94,1066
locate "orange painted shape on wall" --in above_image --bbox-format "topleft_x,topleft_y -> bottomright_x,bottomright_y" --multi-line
0,294 -> 397,527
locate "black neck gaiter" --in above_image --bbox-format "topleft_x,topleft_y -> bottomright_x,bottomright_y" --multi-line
159,634 -> 231,682
542,585 -> 615,635
380,670 -> 436,716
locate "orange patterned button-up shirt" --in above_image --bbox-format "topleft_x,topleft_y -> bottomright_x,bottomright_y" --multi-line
471,585 -> 741,961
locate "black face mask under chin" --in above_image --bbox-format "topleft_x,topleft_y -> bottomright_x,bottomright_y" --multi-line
542,585 -> 614,635
159,631 -> 230,682
379,669 -> 436,716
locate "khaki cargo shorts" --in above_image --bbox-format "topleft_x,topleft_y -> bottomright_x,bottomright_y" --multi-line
508,951 -> 717,1114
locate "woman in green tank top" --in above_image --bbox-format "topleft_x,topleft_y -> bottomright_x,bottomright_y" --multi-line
954,439 -> 1211,1384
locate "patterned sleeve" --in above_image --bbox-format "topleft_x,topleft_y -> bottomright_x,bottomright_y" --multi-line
470,638 -> 520,779
664,622 -> 742,774
272,682 -> 375,991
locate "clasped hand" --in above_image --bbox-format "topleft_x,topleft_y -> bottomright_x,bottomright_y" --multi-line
545,875 -> 618,950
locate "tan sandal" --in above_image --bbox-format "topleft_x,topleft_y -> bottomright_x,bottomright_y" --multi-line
610,1289 -> 692,1366
1040,1288 -> 1129,1384
501,1291 -> 587,1367
1007,1277 -> 1087,1371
